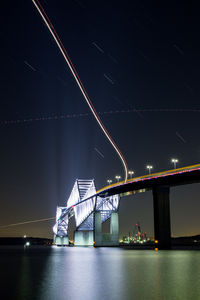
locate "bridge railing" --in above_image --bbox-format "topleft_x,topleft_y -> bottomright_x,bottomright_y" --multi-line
97,163 -> 200,194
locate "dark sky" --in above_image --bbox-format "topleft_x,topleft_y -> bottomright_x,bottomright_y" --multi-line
0,0 -> 200,238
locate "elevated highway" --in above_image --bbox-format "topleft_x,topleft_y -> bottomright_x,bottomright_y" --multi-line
97,163 -> 200,197
54,164 -> 200,249
96,163 -> 200,249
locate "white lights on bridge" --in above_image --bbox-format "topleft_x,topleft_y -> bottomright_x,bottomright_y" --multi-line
67,180 -> 96,228
115,175 -> 121,182
107,179 -> 112,185
171,158 -> 178,169
146,165 -> 153,174
53,179 -> 120,237
128,170 -> 134,178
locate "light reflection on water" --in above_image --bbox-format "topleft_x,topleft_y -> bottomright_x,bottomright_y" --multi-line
1,247 -> 200,300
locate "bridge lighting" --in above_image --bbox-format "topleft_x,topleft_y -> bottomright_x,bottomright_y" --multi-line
107,179 -> 112,185
128,170 -> 134,179
146,165 -> 153,174
171,158 -> 178,169
115,175 -> 121,182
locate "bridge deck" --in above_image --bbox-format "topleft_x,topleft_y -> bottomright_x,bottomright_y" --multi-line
97,163 -> 200,197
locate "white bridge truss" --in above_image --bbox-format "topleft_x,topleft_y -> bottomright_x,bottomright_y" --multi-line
53,179 -> 120,237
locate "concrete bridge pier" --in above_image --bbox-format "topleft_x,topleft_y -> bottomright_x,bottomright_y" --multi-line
153,186 -> 171,249
110,212 -> 119,245
74,231 -> 93,246
94,212 -> 102,246
54,235 -> 69,246
94,212 -> 119,246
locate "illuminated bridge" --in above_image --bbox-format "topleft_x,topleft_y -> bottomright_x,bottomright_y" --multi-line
53,163 -> 200,249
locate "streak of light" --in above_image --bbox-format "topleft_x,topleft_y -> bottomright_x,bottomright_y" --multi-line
94,147 -> 104,158
97,164 -> 200,194
24,60 -> 36,71
173,44 -> 184,56
108,54 -> 118,64
92,42 -> 104,53
1,108 -> 200,127
0,217 -> 55,229
32,0 -> 129,182
176,131 -> 186,143
103,73 -> 115,84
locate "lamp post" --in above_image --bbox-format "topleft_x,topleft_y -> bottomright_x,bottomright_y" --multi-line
146,165 -> 153,174
128,170 -> 134,179
171,158 -> 178,169
115,175 -> 121,182
107,179 -> 112,185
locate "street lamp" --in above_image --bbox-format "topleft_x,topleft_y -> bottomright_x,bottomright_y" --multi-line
146,165 -> 153,174
115,175 -> 121,182
171,158 -> 178,169
107,179 -> 112,185
128,170 -> 134,179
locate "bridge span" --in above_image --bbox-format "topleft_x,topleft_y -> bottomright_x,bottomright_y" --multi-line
53,163 -> 200,249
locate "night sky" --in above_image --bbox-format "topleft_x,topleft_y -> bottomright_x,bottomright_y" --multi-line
0,0 -> 200,238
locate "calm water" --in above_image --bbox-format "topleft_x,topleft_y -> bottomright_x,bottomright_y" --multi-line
1,246 -> 200,300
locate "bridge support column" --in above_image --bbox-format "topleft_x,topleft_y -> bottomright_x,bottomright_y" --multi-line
54,235 -> 69,246
110,212 -> 119,246
62,236 -> 69,246
153,186 -> 171,249
94,212 -> 102,246
74,231 -> 93,246
94,212 -> 119,246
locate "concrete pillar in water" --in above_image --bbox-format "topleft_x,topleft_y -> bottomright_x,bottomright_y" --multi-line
62,236 -> 69,246
55,236 -> 62,246
54,235 -> 69,246
74,231 -> 93,246
94,211 -> 119,246
110,212 -> 119,246
53,234 -> 56,244
94,212 -> 102,246
153,186 -> 171,249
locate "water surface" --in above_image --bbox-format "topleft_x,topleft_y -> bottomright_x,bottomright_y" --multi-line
1,246 -> 200,300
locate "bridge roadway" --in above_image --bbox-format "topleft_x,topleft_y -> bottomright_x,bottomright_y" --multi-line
65,163 -> 200,249
95,163 -> 200,249
97,163 -> 200,197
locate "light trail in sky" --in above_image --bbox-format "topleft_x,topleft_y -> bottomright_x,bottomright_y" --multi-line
24,60 -> 36,71
94,147 -> 105,158
32,0 -> 129,182
0,217 -> 55,229
1,108 -> 200,127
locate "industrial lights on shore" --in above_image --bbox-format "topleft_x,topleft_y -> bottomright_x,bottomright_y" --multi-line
115,175 -> 121,182
171,158 -> 178,169
128,170 -> 134,178
146,165 -> 153,174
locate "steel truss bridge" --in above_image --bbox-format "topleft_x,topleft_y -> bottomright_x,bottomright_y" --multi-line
53,163 -> 200,249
